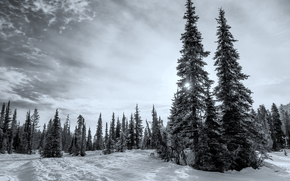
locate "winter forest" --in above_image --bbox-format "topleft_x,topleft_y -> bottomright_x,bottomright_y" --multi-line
1,0 -> 290,180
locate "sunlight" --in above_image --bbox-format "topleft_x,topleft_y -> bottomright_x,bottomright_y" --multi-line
184,83 -> 190,89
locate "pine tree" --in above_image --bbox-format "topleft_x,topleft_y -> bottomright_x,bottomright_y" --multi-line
116,117 -> 121,139
1,101 -> 11,153
87,127 -> 93,151
151,105 -> 159,149
111,113 -> 116,142
195,81 -> 225,171
8,109 -> 17,154
134,104 -> 143,149
141,126 -> 150,149
0,103 -> 5,153
69,126 -> 78,155
214,8 -> 257,171
119,113 -> 127,152
128,114 -> 135,150
285,111 -> 290,147
31,108 -> 40,150
257,105 -> 272,151
42,119 -> 52,157
0,103 -> 5,129
62,115 -> 71,152
105,122 -> 114,154
74,115 -> 85,156
38,123 -> 46,153
51,109 -> 63,157
13,125 -> 21,153
42,110 -> 62,158
24,111 -> 32,154
81,120 -> 86,156
271,103 -> 285,151
173,0 -> 210,162
104,122 -> 108,149
96,113 -> 103,150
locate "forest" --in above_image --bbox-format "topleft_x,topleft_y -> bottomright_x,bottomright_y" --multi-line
1,0 -> 290,174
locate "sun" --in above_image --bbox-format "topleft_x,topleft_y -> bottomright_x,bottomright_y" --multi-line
184,83 -> 190,89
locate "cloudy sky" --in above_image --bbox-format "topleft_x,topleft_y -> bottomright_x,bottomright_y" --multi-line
1,0 -> 290,132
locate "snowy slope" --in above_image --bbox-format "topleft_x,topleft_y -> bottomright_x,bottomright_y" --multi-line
1,149 -> 290,181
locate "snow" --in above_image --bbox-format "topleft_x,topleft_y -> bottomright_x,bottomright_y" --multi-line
1,150 -> 290,181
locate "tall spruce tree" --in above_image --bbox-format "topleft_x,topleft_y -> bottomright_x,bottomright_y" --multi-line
104,122 -> 108,149
24,111 -> 32,154
195,81 -> 225,171
51,109 -> 63,157
1,101 -> 11,153
0,103 -> 5,153
38,123 -> 46,152
87,127 -> 93,151
151,105 -> 159,149
62,115 -> 71,152
81,120 -> 86,156
111,113 -> 116,142
271,103 -> 284,151
95,113 -> 103,150
42,110 -> 62,158
134,104 -> 143,149
128,114 -> 135,150
30,108 -> 40,150
8,109 -> 17,154
119,113 -> 127,152
213,8 -> 257,171
0,103 -> 5,129
116,117 -> 121,139
256,105 -> 272,151
168,0 -> 210,167
175,0 -> 210,161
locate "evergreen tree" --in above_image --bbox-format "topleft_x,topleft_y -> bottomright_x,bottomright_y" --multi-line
96,113 -> 103,150
13,125 -> 22,153
8,109 -> 17,154
30,108 -> 40,150
24,111 -> 32,154
42,110 -> 62,158
42,119 -> 53,157
0,103 -> 5,153
257,105 -> 272,151
1,101 -> 11,153
271,103 -> 285,151
195,81 -> 225,171
105,122 -> 114,154
285,111 -> 290,148
86,127 -> 93,151
81,120 -> 86,156
69,126 -> 78,155
38,123 -> 46,153
74,115 -> 85,156
116,117 -> 121,139
119,113 -> 127,152
151,105 -> 159,149
104,122 -> 108,149
214,8 -> 257,171
145,120 -> 152,149
62,115 -> 71,152
173,0 -> 211,163
0,103 -> 5,129
111,113 -> 116,142
134,104 -> 143,149
122,113 -> 126,133
128,114 -> 135,150
141,126 -> 150,149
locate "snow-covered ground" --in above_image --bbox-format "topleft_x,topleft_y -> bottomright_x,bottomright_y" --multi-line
1,149 -> 290,181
